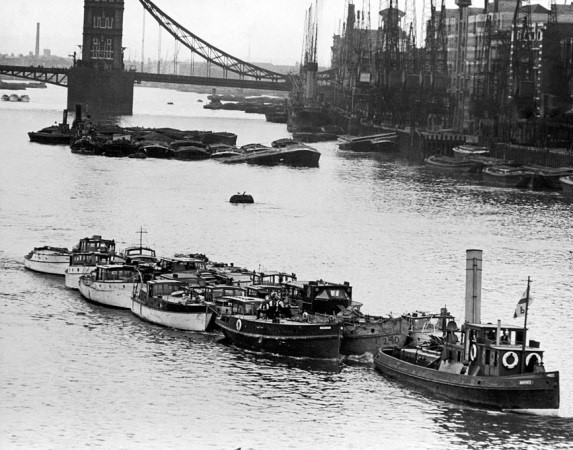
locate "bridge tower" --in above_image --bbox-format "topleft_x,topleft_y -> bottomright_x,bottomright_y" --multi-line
68,0 -> 135,115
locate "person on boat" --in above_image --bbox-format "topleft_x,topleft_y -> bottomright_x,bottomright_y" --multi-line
277,297 -> 292,318
266,293 -> 278,320
500,331 -> 510,344
257,299 -> 270,319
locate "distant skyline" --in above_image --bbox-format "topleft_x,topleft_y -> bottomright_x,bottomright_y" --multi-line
0,1 -> 556,67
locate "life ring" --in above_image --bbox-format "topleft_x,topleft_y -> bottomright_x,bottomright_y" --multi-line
469,343 -> 478,361
502,351 -> 519,369
525,352 -> 541,367
235,319 -> 242,331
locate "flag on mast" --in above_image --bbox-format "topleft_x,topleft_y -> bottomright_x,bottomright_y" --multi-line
514,290 -> 533,318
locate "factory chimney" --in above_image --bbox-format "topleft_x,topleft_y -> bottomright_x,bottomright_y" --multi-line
465,249 -> 482,324
35,23 -> 40,58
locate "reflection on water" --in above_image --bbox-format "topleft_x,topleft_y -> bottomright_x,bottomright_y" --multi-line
1,85 -> 572,448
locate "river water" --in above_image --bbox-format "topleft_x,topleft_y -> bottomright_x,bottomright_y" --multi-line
1,84 -> 572,449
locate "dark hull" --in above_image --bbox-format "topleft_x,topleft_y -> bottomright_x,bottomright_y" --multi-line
338,140 -> 373,152
374,350 -> 560,410
561,176 -> 573,199
246,149 -> 320,167
216,315 -> 341,359
341,319 -> 408,356
28,132 -> 72,145
482,168 -> 536,188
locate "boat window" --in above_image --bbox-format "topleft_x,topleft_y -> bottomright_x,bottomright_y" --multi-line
485,349 -> 491,365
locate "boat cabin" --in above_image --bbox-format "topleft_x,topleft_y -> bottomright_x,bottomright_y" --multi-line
250,271 -> 297,286
402,308 -> 455,345
203,285 -> 247,303
158,256 -> 207,273
137,279 -> 200,307
220,296 -> 264,316
69,252 -> 112,267
90,264 -> 139,282
245,284 -> 285,299
284,280 -> 353,315
157,256 -> 208,284
121,246 -> 157,264
441,322 -> 546,376
74,235 -> 116,254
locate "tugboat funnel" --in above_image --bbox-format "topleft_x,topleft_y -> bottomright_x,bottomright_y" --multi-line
465,249 -> 482,324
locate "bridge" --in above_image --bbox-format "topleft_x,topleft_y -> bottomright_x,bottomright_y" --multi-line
0,64 -> 292,92
0,0 -> 298,114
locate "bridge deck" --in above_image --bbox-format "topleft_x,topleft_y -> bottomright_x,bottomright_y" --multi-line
0,65 -> 292,92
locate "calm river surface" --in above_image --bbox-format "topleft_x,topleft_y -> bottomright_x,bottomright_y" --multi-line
1,85 -> 572,449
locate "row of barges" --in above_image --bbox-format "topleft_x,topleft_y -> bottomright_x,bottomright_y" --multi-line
23,235 -> 560,411
425,145 -> 573,196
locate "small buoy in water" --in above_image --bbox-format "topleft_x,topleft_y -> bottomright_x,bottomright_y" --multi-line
230,192 -> 254,204
197,99 -> 203,103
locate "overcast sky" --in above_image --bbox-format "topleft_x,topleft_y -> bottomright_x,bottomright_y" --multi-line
0,1 -> 553,67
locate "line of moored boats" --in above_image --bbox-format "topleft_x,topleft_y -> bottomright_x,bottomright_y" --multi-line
425,144 -> 573,197
27,110 -> 321,167
23,235 -> 560,411
2,93 -> 30,102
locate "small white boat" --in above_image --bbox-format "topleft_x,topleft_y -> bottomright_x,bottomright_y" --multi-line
19,95 -> 30,102
78,264 -> 144,309
24,246 -> 71,275
64,252 -> 113,289
8,94 -> 19,102
131,279 -> 213,331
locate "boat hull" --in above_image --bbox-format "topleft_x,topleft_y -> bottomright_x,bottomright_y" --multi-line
24,250 -> 70,275
216,315 -> 341,359
78,279 -> 135,309
374,350 -> 560,410
341,319 -> 408,356
425,155 -> 484,172
64,266 -> 94,289
28,132 -> 72,145
483,167 -> 535,188
131,299 -> 213,332
561,176 -> 573,199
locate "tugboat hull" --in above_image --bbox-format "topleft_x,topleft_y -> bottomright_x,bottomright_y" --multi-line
374,349 -> 560,410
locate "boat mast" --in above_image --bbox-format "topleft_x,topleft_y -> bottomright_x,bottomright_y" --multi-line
136,227 -> 147,250
520,276 -> 531,373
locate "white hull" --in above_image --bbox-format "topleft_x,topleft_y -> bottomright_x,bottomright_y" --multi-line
24,253 -> 69,276
79,279 -> 135,309
65,266 -> 95,289
131,299 -> 213,331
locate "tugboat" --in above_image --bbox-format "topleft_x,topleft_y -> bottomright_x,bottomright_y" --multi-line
374,250 -> 560,410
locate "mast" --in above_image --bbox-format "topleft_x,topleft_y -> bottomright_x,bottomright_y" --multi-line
520,276 -> 531,373
136,227 -> 147,250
